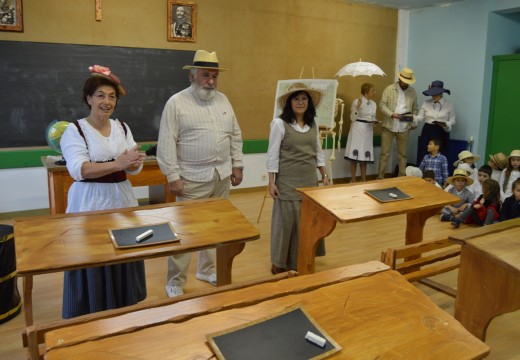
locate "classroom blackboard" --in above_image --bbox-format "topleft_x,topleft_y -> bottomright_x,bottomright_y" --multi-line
0,41 -> 194,148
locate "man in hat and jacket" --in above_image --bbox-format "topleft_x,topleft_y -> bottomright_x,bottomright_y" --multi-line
377,67 -> 418,179
157,50 -> 244,298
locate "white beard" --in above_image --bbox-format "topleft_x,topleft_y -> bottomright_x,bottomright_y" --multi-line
192,83 -> 216,101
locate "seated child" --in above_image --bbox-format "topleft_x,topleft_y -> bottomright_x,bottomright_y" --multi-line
418,139 -> 448,186
440,169 -> 474,222
454,150 -> 480,184
499,149 -> 520,201
451,179 -> 501,228
469,164 -> 492,199
488,152 -> 508,182
500,179 -> 520,221
422,170 -> 442,188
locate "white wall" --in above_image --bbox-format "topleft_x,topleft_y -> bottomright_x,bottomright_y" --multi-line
0,146 -> 392,213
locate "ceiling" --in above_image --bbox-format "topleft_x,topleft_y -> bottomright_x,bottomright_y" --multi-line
348,0 -> 464,10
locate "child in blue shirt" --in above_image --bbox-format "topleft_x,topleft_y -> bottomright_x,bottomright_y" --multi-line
419,139 -> 448,186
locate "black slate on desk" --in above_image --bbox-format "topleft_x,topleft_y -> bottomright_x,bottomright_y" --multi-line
364,187 -> 412,203
108,222 -> 180,249
207,306 -> 341,360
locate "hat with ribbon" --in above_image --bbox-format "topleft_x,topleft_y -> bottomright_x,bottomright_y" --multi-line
398,67 -> 416,84
453,150 -> 481,167
89,65 -> 126,96
446,168 -> 474,186
278,82 -> 323,109
422,80 -> 451,96
182,50 -> 228,71
488,152 -> 508,170
508,149 -> 520,160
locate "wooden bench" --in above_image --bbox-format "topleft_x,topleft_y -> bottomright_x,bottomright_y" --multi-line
380,238 -> 461,297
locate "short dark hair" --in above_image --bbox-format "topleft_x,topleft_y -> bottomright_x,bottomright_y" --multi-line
428,138 -> 441,147
82,76 -> 121,107
422,169 -> 436,179
478,164 -> 493,177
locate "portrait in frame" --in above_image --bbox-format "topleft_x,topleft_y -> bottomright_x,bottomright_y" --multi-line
0,0 -> 23,32
167,0 -> 196,42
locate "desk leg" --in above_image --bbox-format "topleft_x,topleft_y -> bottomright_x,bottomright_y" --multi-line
216,242 -> 245,286
455,245 -> 520,341
405,207 -> 441,245
23,275 -> 34,326
297,197 -> 337,275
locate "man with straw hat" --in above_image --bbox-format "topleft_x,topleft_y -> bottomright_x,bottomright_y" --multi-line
157,50 -> 244,298
377,67 -> 418,179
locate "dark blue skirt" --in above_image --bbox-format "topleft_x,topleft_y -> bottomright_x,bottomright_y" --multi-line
62,261 -> 146,319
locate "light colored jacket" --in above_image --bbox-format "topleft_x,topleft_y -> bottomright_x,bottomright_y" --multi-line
379,82 -> 418,131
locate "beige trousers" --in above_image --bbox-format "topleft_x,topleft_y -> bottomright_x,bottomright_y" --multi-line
166,170 -> 230,287
378,127 -> 409,179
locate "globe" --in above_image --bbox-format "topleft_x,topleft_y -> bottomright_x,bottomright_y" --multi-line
46,120 -> 70,154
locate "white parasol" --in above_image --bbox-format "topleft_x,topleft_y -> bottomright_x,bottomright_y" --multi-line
335,60 -> 386,77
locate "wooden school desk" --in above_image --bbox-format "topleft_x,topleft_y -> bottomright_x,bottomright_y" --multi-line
14,198 -> 260,328
41,156 -> 174,214
296,176 -> 460,274
450,218 -> 520,341
36,262 -> 489,360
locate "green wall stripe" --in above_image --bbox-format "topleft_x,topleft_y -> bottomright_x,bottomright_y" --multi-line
0,136 -> 381,169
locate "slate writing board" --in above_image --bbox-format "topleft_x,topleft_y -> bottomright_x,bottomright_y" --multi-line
364,187 -> 412,203
0,41 -> 194,148
206,306 -> 341,360
108,222 -> 180,249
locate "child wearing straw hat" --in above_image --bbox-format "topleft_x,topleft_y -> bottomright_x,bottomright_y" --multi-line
499,150 -> 520,201
454,150 -> 480,185
440,169 -> 475,222
488,152 -> 508,181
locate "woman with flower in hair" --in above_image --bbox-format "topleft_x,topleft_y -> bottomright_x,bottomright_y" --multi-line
59,65 -> 147,318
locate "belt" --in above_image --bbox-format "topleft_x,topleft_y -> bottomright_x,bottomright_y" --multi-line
81,170 -> 127,183
356,119 -> 371,123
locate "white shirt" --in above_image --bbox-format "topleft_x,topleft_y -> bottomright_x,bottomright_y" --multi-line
499,169 -> 520,201
389,85 -> 408,132
157,86 -> 244,183
350,97 -> 376,122
414,97 -> 456,132
266,118 -> 325,172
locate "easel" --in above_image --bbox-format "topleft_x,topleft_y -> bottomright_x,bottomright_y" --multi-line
257,68 -> 344,223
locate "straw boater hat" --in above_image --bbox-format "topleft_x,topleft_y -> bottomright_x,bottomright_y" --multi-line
278,82 -> 323,109
422,80 -> 451,96
446,169 -> 474,186
453,150 -> 481,167
398,67 -> 416,84
488,152 -> 508,170
182,50 -> 228,71
89,65 -> 126,96
405,166 -> 423,178
508,149 -> 520,159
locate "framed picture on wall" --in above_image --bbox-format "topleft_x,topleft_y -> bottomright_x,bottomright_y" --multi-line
167,0 -> 196,42
0,0 -> 23,32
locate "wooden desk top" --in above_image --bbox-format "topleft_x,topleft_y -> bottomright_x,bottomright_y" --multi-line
14,198 -> 260,276
297,177 -> 459,223
43,263 -> 489,359
449,218 -> 520,271
41,155 -> 159,172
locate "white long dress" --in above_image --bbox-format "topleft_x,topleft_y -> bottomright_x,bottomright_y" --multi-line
59,118 -> 146,319
344,97 -> 376,163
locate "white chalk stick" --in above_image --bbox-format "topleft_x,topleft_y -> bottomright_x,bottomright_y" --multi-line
136,229 -> 153,243
305,331 -> 326,348
389,192 -> 398,198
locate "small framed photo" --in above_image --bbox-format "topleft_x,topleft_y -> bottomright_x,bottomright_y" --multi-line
167,0 -> 196,43
0,0 -> 23,32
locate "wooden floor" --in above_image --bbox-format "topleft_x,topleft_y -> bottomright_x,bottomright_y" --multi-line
1,189 -> 519,359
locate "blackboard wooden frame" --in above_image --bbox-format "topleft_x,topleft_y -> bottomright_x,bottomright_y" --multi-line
0,41 -> 194,148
